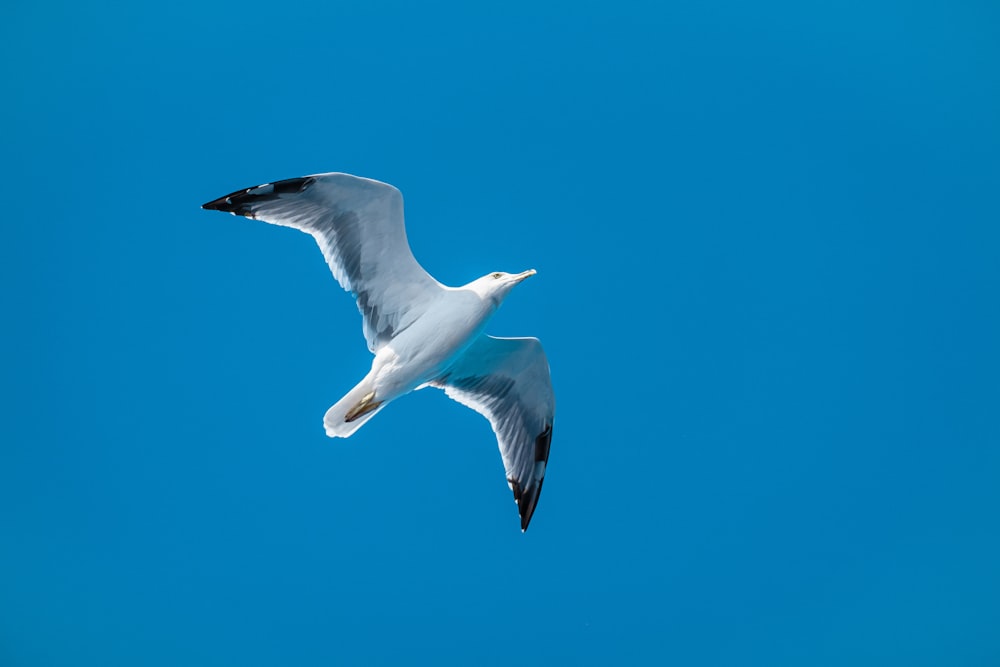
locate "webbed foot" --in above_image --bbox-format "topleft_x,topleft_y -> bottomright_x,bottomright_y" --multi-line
344,391 -> 383,422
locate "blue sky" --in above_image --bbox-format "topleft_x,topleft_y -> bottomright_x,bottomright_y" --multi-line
2,1 -> 999,665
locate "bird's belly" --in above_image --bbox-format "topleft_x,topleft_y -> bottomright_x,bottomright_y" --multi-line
371,301 -> 490,397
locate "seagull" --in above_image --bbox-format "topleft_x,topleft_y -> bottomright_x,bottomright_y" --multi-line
202,173 -> 555,531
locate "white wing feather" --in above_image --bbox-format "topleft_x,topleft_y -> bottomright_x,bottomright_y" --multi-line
434,335 -> 555,531
203,172 -> 443,352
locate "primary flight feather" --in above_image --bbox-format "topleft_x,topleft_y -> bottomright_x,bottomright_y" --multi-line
202,173 -> 555,531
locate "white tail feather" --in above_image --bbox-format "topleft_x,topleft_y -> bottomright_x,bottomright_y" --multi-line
323,374 -> 388,438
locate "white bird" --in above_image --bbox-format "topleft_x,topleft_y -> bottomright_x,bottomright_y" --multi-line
203,173 -> 555,531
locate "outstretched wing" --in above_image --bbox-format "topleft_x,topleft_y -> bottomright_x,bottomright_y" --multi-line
203,173 -> 443,352
433,335 -> 555,531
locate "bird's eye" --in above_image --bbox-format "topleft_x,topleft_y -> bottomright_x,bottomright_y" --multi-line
492,272 -> 503,279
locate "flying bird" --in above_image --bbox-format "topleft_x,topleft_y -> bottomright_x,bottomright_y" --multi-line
202,173 -> 554,531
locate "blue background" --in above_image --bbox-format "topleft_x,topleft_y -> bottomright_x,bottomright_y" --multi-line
2,1 -> 999,665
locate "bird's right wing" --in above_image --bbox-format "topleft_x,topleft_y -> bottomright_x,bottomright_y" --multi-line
432,335 -> 555,531
203,173 -> 443,352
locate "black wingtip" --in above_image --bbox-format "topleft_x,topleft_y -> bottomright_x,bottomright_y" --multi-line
514,422 -> 554,532
518,480 -> 544,532
201,191 -> 254,216
201,176 -> 316,216
201,196 -> 234,211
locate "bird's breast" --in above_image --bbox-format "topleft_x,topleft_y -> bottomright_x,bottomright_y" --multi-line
372,291 -> 493,395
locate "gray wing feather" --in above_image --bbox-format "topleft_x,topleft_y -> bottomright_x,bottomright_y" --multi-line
203,173 -> 442,352
434,335 -> 555,531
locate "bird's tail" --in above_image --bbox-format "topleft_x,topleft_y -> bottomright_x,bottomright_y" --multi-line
324,373 -> 388,438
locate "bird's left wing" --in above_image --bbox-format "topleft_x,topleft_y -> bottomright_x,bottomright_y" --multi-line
432,335 -> 555,531
203,173 -> 443,353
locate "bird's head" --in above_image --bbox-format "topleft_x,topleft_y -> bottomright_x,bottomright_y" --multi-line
468,269 -> 537,305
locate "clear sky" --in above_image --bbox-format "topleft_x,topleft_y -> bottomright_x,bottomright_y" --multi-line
2,1 -> 999,665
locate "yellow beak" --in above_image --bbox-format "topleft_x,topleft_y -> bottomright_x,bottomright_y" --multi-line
514,269 -> 537,283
